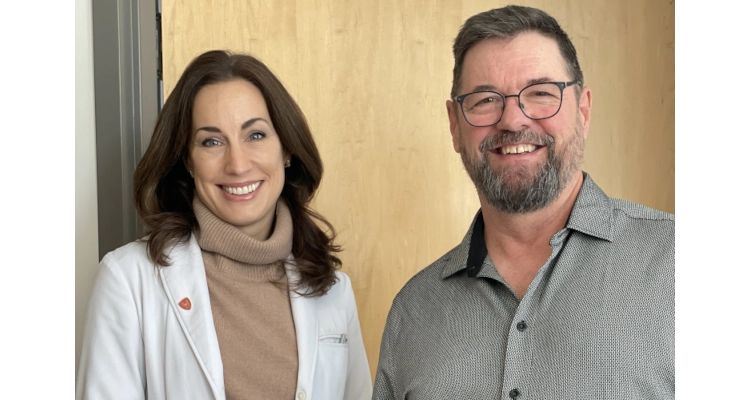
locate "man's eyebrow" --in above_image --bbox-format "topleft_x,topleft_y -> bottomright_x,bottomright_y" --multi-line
466,77 -> 555,95
471,84 -> 499,93
194,117 -> 268,134
527,77 -> 554,86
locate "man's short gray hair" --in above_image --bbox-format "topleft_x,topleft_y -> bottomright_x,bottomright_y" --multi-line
451,5 -> 584,98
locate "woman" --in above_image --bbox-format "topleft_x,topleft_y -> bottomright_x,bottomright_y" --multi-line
76,50 -> 372,400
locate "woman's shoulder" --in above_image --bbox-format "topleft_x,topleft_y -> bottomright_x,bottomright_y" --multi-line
100,235 -> 197,274
101,239 -> 150,266
333,270 -> 351,286
319,270 -> 354,302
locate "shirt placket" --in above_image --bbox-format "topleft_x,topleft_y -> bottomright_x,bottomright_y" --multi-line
499,229 -> 570,400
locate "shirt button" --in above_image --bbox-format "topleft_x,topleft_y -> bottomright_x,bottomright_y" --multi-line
297,391 -> 306,400
509,388 -> 520,399
516,321 -> 527,332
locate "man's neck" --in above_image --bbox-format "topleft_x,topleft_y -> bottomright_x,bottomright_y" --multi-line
481,172 -> 584,247
479,171 -> 585,298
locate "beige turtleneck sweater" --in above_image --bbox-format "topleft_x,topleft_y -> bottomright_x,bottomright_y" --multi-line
193,197 -> 298,400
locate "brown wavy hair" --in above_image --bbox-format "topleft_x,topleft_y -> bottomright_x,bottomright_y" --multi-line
133,50 -> 341,297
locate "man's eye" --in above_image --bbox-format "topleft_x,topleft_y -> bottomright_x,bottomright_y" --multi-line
201,138 -> 221,147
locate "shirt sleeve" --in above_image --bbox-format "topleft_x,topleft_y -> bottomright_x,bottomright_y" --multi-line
76,253 -> 146,400
372,297 -> 401,400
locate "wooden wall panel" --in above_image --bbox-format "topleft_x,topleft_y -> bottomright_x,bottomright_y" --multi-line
163,0 -> 674,379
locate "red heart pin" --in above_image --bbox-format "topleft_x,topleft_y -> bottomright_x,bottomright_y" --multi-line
178,297 -> 192,310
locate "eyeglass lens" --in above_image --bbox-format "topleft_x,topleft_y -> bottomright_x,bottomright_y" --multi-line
461,83 -> 563,126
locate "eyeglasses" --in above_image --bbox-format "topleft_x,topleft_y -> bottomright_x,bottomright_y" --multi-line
454,81 -> 581,127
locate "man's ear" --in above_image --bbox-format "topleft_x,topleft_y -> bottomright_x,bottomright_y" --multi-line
578,86 -> 592,139
447,100 -> 461,153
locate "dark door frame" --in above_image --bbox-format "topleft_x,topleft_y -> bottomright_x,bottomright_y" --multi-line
92,0 -> 160,259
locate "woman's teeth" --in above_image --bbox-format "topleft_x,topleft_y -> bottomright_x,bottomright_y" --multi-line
222,182 -> 260,195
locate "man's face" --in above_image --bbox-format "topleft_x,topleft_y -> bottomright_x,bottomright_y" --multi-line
446,32 -> 592,214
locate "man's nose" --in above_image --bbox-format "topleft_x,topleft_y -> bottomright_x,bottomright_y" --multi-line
494,95 -> 530,132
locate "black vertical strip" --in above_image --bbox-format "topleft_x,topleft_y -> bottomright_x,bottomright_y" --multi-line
466,210 -> 487,278
156,11 -> 163,110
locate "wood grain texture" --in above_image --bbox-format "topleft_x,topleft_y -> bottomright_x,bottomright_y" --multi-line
163,0 -> 674,379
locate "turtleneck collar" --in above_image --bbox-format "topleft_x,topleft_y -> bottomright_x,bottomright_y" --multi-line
193,196 -> 294,265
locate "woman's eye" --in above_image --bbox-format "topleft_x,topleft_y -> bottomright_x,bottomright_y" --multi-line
249,132 -> 266,140
201,138 -> 221,147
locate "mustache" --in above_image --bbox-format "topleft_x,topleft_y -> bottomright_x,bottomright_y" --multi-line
479,129 -> 555,153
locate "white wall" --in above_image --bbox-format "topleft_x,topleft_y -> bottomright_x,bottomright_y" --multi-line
75,0 -> 99,377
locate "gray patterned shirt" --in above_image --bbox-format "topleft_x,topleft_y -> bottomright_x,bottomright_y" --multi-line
372,173 -> 674,400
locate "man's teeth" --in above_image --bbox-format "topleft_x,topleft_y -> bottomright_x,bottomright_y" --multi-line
500,144 -> 538,155
222,182 -> 260,195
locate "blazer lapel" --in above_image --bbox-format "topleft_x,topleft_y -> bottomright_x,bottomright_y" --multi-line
286,259 -> 319,394
159,235 -> 225,399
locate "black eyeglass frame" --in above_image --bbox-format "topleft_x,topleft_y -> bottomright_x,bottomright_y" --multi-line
454,80 -> 581,127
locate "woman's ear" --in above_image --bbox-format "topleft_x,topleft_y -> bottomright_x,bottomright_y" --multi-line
183,156 -> 194,178
283,148 -> 292,168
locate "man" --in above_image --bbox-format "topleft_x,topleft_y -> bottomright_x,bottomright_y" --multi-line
372,5 -> 674,400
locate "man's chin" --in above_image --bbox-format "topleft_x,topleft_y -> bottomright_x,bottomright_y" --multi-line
497,180 -> 535,195
488,164 -> 541,186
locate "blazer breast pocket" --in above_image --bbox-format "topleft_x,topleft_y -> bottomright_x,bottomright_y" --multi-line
313,334 -> 349,400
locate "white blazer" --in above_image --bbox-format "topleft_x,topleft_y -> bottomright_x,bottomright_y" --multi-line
76,235 -> 372,400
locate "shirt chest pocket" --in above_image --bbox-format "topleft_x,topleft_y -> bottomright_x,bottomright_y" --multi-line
312,311 -> 349,400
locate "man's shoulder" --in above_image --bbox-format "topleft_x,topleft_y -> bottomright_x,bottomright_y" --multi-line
608,198 -> 674,239
599,198 -> 675,266
609,197 -> 674,223
391,244 -> 463,305
574,174 -> 673,242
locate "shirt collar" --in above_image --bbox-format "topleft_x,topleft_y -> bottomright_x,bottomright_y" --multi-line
441,172 -> 614,280
565,172 -> 614,242
440,211 -> 482,279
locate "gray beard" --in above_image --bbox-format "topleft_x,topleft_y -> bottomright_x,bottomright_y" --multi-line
459,128 -> 583,214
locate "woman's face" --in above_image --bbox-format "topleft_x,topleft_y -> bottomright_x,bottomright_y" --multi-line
188,79 -> 287,240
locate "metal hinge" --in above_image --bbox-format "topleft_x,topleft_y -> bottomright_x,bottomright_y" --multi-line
156,12 -> 163,81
